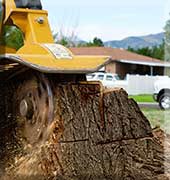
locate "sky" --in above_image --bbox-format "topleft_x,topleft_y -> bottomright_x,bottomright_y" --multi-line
41,0 -> 170,41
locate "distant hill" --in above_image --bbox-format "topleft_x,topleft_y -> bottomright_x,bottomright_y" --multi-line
104,32 -> 164,49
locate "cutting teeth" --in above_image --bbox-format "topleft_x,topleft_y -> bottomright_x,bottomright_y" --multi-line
12,72 -> 54,147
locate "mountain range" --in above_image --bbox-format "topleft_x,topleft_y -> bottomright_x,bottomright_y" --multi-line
104,32 -> 164,49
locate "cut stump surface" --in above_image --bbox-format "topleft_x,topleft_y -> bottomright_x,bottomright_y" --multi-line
1,83 -> 167,180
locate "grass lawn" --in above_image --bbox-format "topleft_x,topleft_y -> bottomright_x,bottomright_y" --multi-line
129,94 -> 154,103
141,108 -> 170,133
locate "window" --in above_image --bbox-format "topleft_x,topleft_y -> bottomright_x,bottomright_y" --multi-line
87,74 -> 95,79
97,75 -> 104,80
114,74 -> 120,80
106,75 -> 113,81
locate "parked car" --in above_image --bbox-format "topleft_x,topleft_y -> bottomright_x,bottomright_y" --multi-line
86,72 -> 127,88
153,77 -> 170,110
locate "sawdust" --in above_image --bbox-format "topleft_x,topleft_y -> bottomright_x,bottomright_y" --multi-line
0,84 -> 169,180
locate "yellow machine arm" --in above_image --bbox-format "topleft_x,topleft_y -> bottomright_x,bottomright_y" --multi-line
0,0 -> 110,73
0,0 -> 111,153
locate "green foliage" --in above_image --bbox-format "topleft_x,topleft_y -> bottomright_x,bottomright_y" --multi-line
129,94 -> 154,103
53,33 -> 77,47
127,42 -> 164,60
141,108 -> 169,129
79,37 -> 104,47
53,33 -> 104,47
164,18 -> 170,61
58,37 -> 69,47
93,37 -> 104,47
53,29 -> 81,48
0,25 -> 24,50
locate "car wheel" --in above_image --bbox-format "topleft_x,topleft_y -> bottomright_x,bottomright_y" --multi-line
159,93 -> 170,110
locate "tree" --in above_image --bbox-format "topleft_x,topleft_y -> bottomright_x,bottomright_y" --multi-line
0,25 -> 24,50
53,32 -> 77,47
53,22 -> 79,47
93,37 -> 104,46
127,42 -> 164,61
152,42 -> 165,60
83,37 -> 104,47
164,16 -> 170,61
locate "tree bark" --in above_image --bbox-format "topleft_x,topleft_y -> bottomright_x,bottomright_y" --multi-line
2,83 -> 168,180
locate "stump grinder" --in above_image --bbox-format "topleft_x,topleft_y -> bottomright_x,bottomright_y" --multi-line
0,0 -> 110,149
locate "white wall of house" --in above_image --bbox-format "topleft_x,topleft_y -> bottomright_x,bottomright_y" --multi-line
113,74 -> 169,95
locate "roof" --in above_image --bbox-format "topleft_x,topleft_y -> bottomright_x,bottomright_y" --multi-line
70,47 -> 170,67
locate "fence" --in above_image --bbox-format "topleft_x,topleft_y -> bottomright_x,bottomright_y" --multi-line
114,74 -> 169,95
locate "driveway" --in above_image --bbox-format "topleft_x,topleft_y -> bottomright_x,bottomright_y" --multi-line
138,102 -> 159,109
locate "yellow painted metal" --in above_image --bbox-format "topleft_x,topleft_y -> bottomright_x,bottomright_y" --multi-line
9,9 -> 54,44
4,0 -> 53,44
8,43 -> 109,73
3,0 -> 16,22
14,54 -> 109,73
2,0 -> 110,73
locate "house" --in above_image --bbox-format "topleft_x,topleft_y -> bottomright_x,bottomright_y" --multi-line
70,47 -> 170,78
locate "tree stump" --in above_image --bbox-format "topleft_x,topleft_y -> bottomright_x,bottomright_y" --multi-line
1,83 -> 168,180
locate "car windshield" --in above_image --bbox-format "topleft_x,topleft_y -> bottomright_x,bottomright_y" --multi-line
97,75 -> 104,80
106,75 -> 113,81
114,74 -> 120,80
